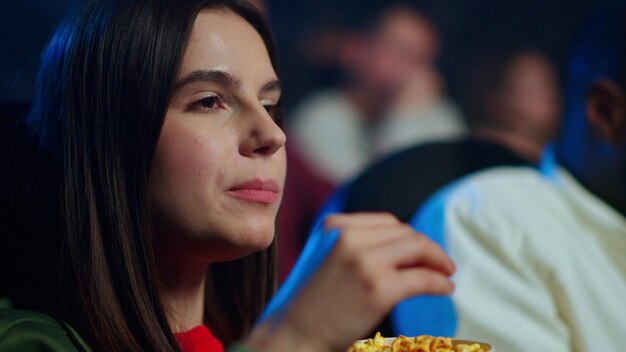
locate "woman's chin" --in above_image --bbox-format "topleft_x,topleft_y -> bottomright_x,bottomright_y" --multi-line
237,229 -> 276,253
210,226 -> 276,261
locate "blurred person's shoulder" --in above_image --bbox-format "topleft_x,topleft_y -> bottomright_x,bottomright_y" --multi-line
442,166 -> 583,239
445,166 -> 559,212
442,165 -> 626,246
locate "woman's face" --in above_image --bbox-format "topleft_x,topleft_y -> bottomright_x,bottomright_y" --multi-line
148,9 -> 286,263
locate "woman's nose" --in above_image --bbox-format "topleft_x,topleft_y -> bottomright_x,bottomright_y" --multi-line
240,104 -> 286,157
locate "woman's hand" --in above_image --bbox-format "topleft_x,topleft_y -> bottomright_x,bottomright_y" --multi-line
245,213 -> 455,352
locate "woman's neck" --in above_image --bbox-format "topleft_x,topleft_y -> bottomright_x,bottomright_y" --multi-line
157,256 -> 208,333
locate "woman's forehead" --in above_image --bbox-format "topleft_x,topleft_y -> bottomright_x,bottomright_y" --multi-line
178,9 -> 276,84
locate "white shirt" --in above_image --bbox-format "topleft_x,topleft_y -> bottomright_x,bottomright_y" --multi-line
288,89 -> 466,183
441,166 -> 626,351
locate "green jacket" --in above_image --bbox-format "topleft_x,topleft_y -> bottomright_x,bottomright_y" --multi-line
0,308 -> 92,351
0,306 -> 252,352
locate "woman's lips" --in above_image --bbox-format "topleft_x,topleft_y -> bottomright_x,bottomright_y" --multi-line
227,179 -> 280,204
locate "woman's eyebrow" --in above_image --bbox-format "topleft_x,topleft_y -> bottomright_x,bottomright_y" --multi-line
173,69 -> 241,92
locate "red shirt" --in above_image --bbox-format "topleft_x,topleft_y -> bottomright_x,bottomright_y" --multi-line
174,325 -> 224,352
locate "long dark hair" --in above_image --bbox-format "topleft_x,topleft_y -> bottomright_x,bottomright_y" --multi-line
25,0 -> 279,350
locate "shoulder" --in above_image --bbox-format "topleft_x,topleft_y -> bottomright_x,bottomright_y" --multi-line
441,166 -> 571,246
445,166 -> 560,217
0,308 -> 91,351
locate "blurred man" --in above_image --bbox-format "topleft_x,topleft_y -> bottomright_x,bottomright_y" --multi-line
288,3 -> 465,183
412,5 -> 626,351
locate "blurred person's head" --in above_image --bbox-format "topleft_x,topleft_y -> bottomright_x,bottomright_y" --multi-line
338,3 -> 439,103
555,2 -> 626,214
497,52 -> 561,142
464,49 -> 561,148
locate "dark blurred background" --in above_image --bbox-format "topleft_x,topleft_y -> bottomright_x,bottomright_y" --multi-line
1,0 -> 595,108
268,0 -> 595,110
0,1 -> 599,278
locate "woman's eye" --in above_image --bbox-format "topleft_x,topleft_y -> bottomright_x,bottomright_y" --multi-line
188,94 -> 224,113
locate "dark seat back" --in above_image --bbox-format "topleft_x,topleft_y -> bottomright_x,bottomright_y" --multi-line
0,102 -> 62,310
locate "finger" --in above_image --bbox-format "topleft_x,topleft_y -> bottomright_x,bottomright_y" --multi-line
371,234 -> 455,276
324,212 -> 399,232
334,223 -> 416,251
390,268 -> 455,297
370,269 -> 453,312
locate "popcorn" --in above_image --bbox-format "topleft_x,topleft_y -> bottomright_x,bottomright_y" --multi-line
347,332 -> 488,352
